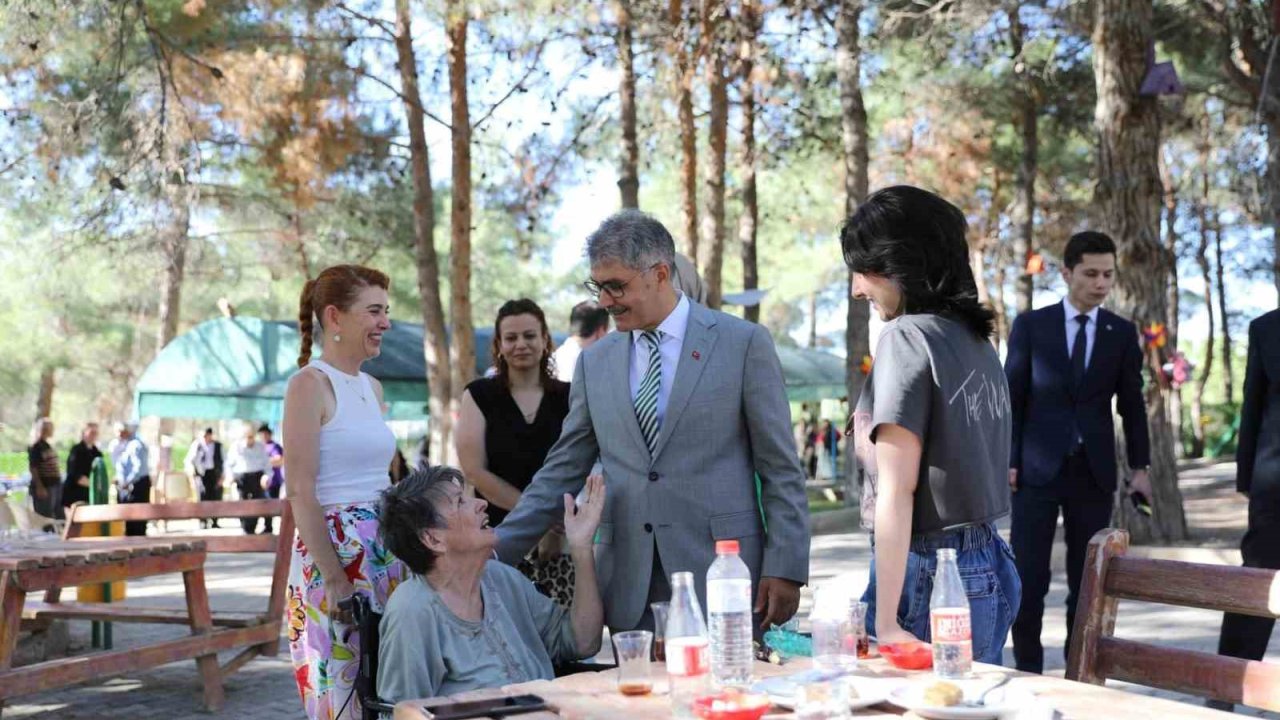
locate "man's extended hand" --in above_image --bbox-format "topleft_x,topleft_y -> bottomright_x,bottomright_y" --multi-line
754,576 -> 801,630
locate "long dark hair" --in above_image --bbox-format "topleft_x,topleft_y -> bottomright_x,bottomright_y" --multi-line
491,298 -> 556,388
296,264 -> 391,367
840,185 -> 996,339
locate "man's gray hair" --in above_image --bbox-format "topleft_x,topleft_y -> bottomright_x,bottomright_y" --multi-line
585,210 -> 677,271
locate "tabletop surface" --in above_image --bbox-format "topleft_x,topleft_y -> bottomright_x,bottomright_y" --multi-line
392,657 -> 1239,720
0,536 -> 206,571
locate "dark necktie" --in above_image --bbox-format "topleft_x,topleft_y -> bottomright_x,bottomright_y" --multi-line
1071,314 -> 1089,390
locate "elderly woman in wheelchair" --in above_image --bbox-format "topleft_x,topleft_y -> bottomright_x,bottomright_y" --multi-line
375,466 -> 605,703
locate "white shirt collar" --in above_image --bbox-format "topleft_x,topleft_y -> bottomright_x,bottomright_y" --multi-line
633,293 -> 690,343
1063,297 -> 1100,324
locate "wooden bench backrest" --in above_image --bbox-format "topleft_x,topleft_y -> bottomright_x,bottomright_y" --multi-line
64,499 -> 295,624
1067,528 -> 1280,711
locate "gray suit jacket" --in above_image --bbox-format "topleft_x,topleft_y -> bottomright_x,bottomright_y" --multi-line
496,301 -> 810,631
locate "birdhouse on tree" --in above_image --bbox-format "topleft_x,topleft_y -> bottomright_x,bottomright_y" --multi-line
1140,42 -> 1184,97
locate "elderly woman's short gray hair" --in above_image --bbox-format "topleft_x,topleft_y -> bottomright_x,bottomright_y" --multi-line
585,210 -> 677,271
379,466 -> 466,575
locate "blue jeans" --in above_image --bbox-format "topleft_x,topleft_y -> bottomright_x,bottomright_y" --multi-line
863,523 -> 1022,665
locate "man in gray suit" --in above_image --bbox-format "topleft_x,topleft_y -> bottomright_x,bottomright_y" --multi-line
496,210 -> 810,633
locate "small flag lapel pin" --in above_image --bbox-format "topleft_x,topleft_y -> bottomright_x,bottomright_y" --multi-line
691,350 -> 701,360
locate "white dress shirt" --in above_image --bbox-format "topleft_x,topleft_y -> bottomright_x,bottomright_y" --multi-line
629,293 -> 691,430
228,440 -> 270,475
552,338 -> 583,382
1063,298 -> 1100,369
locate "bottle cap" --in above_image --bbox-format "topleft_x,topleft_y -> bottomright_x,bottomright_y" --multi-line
715,540 -> 739,554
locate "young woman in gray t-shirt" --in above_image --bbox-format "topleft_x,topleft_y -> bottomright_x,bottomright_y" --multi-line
842,185 -> 1021,666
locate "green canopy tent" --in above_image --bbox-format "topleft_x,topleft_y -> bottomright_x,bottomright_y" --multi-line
133,316 -> 847,421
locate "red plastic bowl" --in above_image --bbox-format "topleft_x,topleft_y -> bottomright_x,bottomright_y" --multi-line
691,690 -> 772,720
878,641 -> 933,670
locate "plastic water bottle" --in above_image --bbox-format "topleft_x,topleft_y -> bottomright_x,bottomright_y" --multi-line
930,548 -> 973,678
706,540 -> 754,687
666,571 -> 711,718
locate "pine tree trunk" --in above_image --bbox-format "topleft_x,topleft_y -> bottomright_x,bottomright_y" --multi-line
396,0 -> 452,461
1214,207 -> 1233,405
670,0 -> 699,264
616,0 -> 640,209
700,0 -> 728,310
1010,4 -> 1037,315
447,0 -> 475,464
1092,0 -> 1186,542
1159,146 -> 1181,455
36,367 -> 55,419
156,198 -> 189,354
737,0 -> 760,324
838,0 -> 871,506
1191,137 -> 1214,458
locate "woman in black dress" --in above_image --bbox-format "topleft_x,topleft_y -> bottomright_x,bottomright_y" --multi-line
456,298 -> 574,604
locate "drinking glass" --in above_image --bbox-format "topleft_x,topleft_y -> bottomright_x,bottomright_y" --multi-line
650,601 -> 670,662
613,630 -> 654,696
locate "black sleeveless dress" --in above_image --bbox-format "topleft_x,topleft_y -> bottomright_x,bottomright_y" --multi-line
465,376 -> 571,528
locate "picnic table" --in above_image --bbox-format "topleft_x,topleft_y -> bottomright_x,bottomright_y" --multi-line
392,657 -> 1239,720
0,536 -> 237,713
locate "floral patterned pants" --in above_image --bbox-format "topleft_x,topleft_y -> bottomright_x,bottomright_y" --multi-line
287,502 -> 407,720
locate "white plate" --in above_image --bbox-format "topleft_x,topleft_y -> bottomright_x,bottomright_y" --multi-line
886,682 -> 1037,720
766,676 -> 901,711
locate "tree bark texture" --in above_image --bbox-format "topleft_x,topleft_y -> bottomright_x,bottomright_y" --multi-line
1214,206 -> 1233,406
36,367 -> 55,420
837,0 -> 871,507
1092,0 -> 1186,541
156,198 -> 189,355
616,0 -> 640,209
447,0 -> 475,459
670,0 -> 699,264
737,0 -> 760,324
1159,147 -> 1181,455
1010,4 -> 1037,315
1191,140 -> 1214,458
700,0 -> 729,310
396,0 -> 453,461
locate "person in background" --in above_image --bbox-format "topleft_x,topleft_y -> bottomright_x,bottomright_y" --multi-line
27,417 -> 62,528
843,185 -> 1020,664
1005,230 -> 1151,674
552,301 -> 610,382
1211,308 -> 1280,711
259,424 -> 285,532
228,422 -> 270,534
457,299 -> 575,605
185,428 -> 225,529
109,422 -> 151,536
283,264 -> 406,720
62,422 -> 103,512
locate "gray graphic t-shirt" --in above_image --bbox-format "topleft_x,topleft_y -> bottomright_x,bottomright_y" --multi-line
853,314 -> 1012,534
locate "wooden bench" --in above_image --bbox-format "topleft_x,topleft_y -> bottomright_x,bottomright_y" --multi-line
44,500 -> 295,688
1067,528 -> 1280,711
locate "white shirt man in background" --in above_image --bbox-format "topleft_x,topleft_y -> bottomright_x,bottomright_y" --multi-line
227,423 -> 270,534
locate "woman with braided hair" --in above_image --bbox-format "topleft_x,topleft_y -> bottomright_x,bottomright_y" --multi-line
282,264 -> 408,719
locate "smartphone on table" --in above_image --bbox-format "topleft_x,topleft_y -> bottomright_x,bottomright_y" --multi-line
421,693 -> 548,720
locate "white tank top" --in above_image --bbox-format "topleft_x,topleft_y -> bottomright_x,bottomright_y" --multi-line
309,359 -> 396,506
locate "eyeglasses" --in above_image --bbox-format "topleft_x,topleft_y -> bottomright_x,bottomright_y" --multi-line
582,263 -> 660,299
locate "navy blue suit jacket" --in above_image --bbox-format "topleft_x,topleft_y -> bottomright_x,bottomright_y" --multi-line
1237,309 -> 1280,500
1005,302 -> 1150,491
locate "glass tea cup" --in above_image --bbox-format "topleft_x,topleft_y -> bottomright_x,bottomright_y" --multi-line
650,601 -> 670,662
613,630 -> 655,696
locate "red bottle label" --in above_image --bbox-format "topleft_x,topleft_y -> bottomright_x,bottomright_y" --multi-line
666,638 -> 709,677
930,609 -> 971,643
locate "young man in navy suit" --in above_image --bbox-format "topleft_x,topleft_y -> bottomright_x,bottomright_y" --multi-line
1005,231 -> 1153,673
